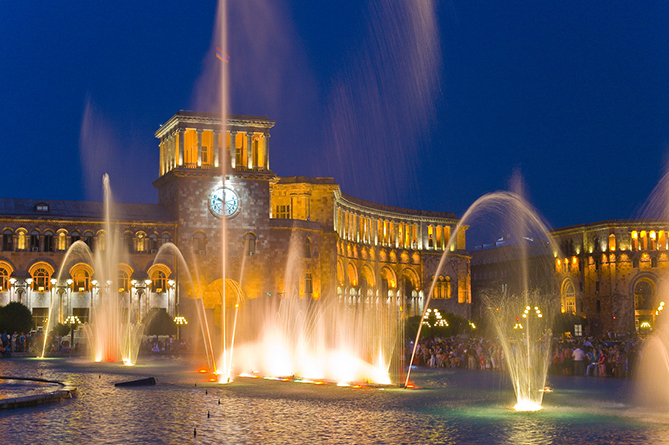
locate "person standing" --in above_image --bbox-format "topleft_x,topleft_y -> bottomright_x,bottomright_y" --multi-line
573,344 -> 585,376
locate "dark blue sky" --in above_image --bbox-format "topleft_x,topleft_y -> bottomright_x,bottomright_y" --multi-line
2,1 -> 669,237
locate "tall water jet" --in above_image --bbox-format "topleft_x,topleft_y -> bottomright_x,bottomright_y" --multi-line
406,190 -> 559,409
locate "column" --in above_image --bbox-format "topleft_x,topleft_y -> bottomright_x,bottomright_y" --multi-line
264,132 -> 270,170
196,129 -> 203,167
246,132 -> 254,169
171,133 -> 176,169
230,131 -> 237,169
177,128 -> 185,166
159,139 -> 164,176
212,130 -> 220,168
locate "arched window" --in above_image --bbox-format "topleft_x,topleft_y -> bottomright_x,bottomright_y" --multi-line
305,273 -> 313,294
124,233 -> 134,253
0,267 -> 8,291
243,232 -> 257,256
32,268 -> 51,291
136,232 -> 146,253
30,230 -> 40,251
16,229 -> 27,251
193,232 -> 207,254
2,229 -> 13,251
562,281 -> 575,314
151,271 -> 167,293
43,230 -> 54,252
118,270 -> 129,293
83,232 -> 95,252
305,237 -> 312,258
428,225 -> 434,249
70,265 -> 91,292
608,234 -> 616,252
634,280 -> 654,311
149,233 -> 158,253
97,231 -> 106,252
161,233 -> 171,245
57,231 -> 67,251
71,231 -> 81,245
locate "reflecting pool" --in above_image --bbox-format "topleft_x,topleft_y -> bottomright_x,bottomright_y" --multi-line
0,358 -> 667,444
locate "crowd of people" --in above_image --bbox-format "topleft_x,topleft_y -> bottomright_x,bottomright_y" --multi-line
411,335 -> 642,379
0,331 -> 32,356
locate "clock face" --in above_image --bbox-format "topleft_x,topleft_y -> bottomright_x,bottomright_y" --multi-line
209,187 -> 240,218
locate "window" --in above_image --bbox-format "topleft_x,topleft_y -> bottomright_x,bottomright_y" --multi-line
124,233 -> 133,253
2,230 -> 13,251
83,232 -> 94,252
97,232 -> 106,252
193,232 -> 207,254
161,233 -> 171,245
58,231 -> 67,250
243,232 -> 257,256
596,300 -> 601,313
136,232 -> 146,253
428,226 -> 434,249
43,231 -> 54,252
16,229 -> 27,250
202,145 -> 209,164
73,308 -> 90,324
0,267 -> 8,291
32,268 -> 51,291
35,203 -> 49,212
118,270 -> 129,293
71,231 -> 80,245
305,273 -> 313,294
275,205 -> 290,219
652,257 -> 658,268
71,267 -> 91,292
149,234 -> 158,253
30,230 -> 40,251
634,281 -> 654,311
151,271 -> 167,293
305,237 -> 312,258
563,281 -> 575,314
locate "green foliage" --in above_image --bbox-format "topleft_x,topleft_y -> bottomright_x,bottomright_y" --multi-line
51,323 -> 71,337
143,308 -> 177,336
0,302 -> 33,334
553,312 -> 588,336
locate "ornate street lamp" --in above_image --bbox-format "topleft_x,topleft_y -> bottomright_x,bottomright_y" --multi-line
64,315 -> 81,351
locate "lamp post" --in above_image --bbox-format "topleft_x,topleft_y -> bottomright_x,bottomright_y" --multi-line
174,315 -> 188,341
64,315 -> 81,352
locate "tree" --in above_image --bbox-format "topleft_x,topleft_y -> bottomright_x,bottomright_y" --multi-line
51,323 -> 71,338
0,302 -> 33,334
553,312 -> 588,337
143,308 -> 177,336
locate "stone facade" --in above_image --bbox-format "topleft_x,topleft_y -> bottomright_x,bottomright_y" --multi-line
551,220 -> 669,336
0,110 -> 472,339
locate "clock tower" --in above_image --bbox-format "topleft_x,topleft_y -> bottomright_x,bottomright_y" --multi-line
153,111 -> 275,311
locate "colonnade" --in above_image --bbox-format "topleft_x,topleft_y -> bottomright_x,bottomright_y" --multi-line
159,128 -> 270,175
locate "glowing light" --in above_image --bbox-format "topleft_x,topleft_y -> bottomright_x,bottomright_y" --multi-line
198,368 -> 208,374
641,322 -> 651,328
514,401 -> 543,412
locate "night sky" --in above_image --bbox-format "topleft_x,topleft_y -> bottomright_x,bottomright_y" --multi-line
2,1 -> 669,244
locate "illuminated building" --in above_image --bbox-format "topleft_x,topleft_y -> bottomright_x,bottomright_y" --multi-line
551,220 -> 669,336
0,111 -> 471,338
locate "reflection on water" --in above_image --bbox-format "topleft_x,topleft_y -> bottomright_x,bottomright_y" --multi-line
0,359 -> 666,444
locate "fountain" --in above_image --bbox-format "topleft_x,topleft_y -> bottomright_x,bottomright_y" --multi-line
407,189 -> 559,409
